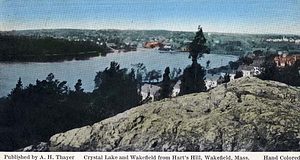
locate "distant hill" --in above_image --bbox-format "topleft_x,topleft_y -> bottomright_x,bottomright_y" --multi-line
2,29 -> 300,61
0,35 -> 108,62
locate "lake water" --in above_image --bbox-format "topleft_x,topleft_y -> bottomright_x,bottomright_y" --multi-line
0,49 -> 238,97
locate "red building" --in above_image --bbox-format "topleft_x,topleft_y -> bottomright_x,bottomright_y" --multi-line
274,54 -> 300,67
145,42 -> 163,49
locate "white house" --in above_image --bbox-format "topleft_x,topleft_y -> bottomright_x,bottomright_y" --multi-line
242,70 -> 251,77
141,84 -> 161,101
237,60 -> 263,77
237,65 -> 255,77
172,81 -> 181,97
205,79 -> 218,90
205,74 -> 220,90
253,67 -> 261,76
229,74 -> 236,81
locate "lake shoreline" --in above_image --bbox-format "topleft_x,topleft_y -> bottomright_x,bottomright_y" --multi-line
0,50 -> 239,97
0,51 -> 104,63
0,47 -> 239,63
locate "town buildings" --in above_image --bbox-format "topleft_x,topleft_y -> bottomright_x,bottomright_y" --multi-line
274,54 -> 300,68
205,74 -> 221,90
236,57 -> 264,77
144,42 -> 163,49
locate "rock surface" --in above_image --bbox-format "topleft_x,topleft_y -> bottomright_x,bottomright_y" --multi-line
49,77 -> 300,151
18,142 -> 49,152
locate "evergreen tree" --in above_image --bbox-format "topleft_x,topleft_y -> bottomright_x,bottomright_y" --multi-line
278,60 -> 300,86
206,60 -> 211,75
74,79 -> 84,93
179,26 -> 210,95
189,25 -> 210,66
169,68 -> 182,80
145,70 -> 162,83
93,61 -> 141,117
259,56 -> 279,81
234,71 -> 243,79
46,73 -> 54,82
159,67 -> 172,99
131,63 -> 147,93
242,57 -> 253,65
131,63 -> 147,83
5,73 -> 73,150
217,76 -> 224,85
180,63 -> 207,95
258,55 -> 300,86
223,74 -> 231,83
10,77 -> 23,96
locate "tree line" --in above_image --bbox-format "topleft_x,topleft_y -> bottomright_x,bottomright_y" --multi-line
258,55 -> 300,86
0,64 -> 142,150
0,34 -> 109,62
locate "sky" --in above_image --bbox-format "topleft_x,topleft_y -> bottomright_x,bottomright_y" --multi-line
0,0 -> 300,34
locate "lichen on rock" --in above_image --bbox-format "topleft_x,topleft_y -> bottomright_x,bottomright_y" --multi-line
49,77 -> 300,151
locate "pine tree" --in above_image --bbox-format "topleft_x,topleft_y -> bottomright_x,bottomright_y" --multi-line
259,57 -> 279,81
223,74 -> 230,83
159,67 -> 172,99
234,71 -> 243,79
93,61 -> 142,117
179,26 -> 210,95
189,25 -> 210,66
74,79 -> 84,93
11,77 -> 23,95
180,63 -> 207,94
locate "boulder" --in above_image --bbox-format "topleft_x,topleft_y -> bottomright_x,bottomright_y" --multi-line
49,77 -> 300,151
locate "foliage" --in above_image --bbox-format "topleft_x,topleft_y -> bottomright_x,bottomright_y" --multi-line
93,62 -> 142,117
258,55 -> 300,86
229,60 -> 241,70
188,26 -> 210,66
3,74 -> 73,150
0,62 -> 143,151
179,63 -> 207,95
145,70 -> 162,83
0,35 -> 107,62
259,56 -> 280,81
217,76 -> 224,85
216,74 -> 231,85
159,67 -> 173,99
223,74 -> 231,83
169,68 -> 182,80
179,26 -> 209,95
131,63 -> 147,82
74,79 -> 84,93
131,63 -> 147,91
234,71 -> 244,79
229,57 -> 253,70
206,60 -> 211,69
242,57 -> 254,65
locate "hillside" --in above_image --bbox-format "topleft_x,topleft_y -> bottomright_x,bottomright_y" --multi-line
48,77 -> 300,151
0,35 -> 108,62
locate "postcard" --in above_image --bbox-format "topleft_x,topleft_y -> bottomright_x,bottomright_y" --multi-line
0,0 -> 300,158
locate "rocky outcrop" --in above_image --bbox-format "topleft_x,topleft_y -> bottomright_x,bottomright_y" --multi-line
18,142 -> 49,152
49,77 -> 300,151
